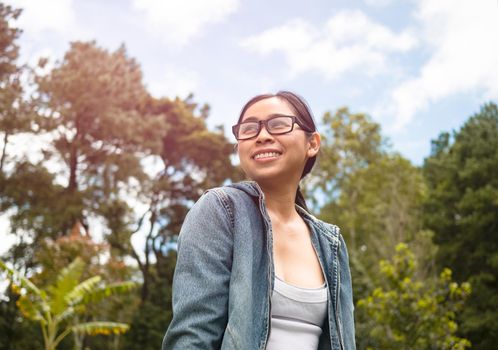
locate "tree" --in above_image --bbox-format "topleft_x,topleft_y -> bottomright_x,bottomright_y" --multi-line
320,154 -> 431,299
36,41 -> 165,234
124,95 -> 237,303
357,243 -> 471,350
1,35 -> 238,348
0,3 -> 34,174
0,162 -> 83,268
1,40 -> 165,280
1,40 -> 165,284
32,221 -> 138,350
0,257 -> 137,350
310,107 -> 385,251
311,107 -> 385,204
121,251 -> 177,350
117,95 -> 237,350
423,102 -> 498,349
315,108 -> 430,296
0,285 -> 42,350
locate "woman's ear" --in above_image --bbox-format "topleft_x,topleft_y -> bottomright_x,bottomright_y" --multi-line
307,132 -> 321,157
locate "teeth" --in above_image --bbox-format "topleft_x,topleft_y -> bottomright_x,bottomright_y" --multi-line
254,152 -> 280,159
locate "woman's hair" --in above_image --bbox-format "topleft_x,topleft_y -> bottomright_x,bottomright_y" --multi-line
237,91 -> 318,210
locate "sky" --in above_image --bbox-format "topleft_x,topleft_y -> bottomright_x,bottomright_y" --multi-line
1,1 -> 497,255
7,0 -> 498,165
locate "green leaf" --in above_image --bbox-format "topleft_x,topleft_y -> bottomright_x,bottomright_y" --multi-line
64,275 -> 102,307
72,321 -> 130,336
48,257 -> 86,315
80,281 -> 138,305
0,259 -> 42,297
16,295 -> 45,322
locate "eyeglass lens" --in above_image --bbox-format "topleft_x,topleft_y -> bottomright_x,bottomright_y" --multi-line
238,116 -> 293,139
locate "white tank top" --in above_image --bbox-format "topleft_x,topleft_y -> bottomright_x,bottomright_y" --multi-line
266,276 -> 328,350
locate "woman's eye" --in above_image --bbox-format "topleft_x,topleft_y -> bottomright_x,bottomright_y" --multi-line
240,124 -> 258,134
270,119 -> 291,130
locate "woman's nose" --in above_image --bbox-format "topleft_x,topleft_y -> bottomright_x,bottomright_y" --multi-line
256,124 -> 274,143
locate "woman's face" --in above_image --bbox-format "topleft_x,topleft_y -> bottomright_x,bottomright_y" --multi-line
237,97 -> 320,185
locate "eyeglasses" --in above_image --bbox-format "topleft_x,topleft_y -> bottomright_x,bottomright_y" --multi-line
232,115 -> 313,140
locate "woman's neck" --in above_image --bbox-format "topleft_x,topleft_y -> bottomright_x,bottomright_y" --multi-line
258,181 -> 300,221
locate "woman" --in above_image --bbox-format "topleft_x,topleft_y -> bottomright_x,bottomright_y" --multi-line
163,91 -> 355,349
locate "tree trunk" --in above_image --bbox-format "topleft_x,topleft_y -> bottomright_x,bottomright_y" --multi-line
68,143 -> 78,192
140,213 -> 157,302
68,119 -> 81,192
0,131 -> 9,173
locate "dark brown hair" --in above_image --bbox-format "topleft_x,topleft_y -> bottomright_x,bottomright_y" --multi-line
237,91 -> 318,210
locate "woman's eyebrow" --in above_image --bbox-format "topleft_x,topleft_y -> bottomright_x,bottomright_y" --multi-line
242,113 -> 292,122
242,116 -> 259,122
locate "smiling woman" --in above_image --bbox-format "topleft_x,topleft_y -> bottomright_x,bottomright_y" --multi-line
163,91 -> 356,350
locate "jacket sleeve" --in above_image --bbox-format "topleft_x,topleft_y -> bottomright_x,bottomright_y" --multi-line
338,233 -> 356,349
163,190 -> 233,349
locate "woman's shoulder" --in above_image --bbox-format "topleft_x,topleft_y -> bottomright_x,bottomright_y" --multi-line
313,218 -> 341,241
190,183 -> 258,214
204,181 -> 260,204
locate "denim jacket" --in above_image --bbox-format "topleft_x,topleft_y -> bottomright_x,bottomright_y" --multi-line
163,181 -> 355,349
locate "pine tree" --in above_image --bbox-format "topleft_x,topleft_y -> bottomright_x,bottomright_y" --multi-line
423,102 -> 498,349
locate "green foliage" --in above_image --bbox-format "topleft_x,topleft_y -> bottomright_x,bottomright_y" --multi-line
423,102 -> 498,349
3,1 -> 494,348
31,233 -> 138,350
0,3 -> 36,173
0,257 -> 137,350
316,108 -> 430,303
314,107 -> 469,348
311,107 -> 385,202
0,161 -> 87,277
0,4 -> 21,78
314,107 -> 385,249
72,321 -> 130,336
37,40 -> 165,202
357,243 -> 471,350
1,26 -> 236,348
121,251 -> 176,350
0,288 -> 43,350
127,95 -> 236,304
1,161 -> 81,235
320,153 -> 426,254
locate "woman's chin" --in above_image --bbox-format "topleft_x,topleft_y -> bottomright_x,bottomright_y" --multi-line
247,171 -> 296,187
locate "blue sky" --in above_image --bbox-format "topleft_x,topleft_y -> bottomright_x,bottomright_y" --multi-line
9,0 -> 498,165
1,0 -> 497,258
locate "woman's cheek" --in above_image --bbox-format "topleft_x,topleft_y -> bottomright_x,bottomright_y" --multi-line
237,146 -> 251,175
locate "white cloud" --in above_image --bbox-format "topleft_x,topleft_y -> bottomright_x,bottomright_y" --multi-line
240,10 -> 417,80
147,66 -> 200,98
382,0 -> 498,130
8,0 -> 77,35
364,0 -> 396,7
7,0 -> 92,68
132,0 -> 240,46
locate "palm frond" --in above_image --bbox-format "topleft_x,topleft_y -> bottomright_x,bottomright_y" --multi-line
81,281 -> 138,304
72,321 -> 130,336
0,259 -> 42,297
64,275 -> 102,308
48,257 -> 86,315
53,305 -> 76,324
16,295 -> 45,322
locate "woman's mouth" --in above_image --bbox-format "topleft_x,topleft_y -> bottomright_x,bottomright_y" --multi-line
253,151 -> 281,160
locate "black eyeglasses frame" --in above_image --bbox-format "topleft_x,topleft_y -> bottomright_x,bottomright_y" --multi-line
232,115 -> 313,140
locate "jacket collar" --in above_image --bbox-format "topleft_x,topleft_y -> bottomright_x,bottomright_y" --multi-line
227,180 -> 264,198
226,181 -> 319,223
227,181 -> 339,244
